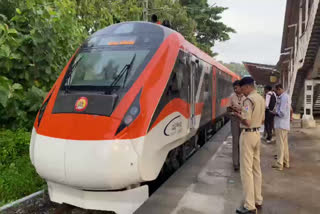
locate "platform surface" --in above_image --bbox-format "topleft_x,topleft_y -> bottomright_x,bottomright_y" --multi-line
135,124 -> 320,214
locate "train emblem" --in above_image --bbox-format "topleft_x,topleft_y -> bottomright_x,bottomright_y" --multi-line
74,97 -> 88,112
164,115 -> 183,136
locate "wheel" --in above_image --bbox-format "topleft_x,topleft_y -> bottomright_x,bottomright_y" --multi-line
178,143 -> 188,165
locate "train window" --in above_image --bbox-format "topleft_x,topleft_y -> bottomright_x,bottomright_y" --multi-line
113,23 -> 135,34
195,60 -> 202,86
168,50 -> 189,100
176,64 -> 184,90
69,50 -> 150,87
205,74 -> 209,92
170,61 -> 184,92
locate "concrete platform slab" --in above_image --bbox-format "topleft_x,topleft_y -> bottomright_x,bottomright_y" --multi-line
135,124 -> 320,214
135,123 -> 231,214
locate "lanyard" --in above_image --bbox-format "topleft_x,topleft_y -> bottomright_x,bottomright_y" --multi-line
237,95 -> 243,106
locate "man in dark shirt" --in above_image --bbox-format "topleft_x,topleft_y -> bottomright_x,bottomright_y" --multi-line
264,85 -> 277,143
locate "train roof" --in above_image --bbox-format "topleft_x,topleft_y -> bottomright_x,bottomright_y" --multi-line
92,21 -> 239,80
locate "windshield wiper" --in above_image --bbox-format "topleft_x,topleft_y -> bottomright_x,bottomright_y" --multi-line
64,55 -> 84,93
110,54 -> 136,88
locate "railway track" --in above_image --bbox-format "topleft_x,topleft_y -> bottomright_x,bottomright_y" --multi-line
53,203 -> 115,214
54,204 -> 75,214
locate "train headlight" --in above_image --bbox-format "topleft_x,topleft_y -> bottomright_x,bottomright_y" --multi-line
129,106 -> 139,116
124,115 -> 134,125
116,90 -> 142,135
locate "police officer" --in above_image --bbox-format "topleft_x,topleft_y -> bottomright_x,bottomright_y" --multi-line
228,80 -> 246,171
234,77 -> 265,214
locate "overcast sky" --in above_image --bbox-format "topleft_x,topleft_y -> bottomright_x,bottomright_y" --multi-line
209,0 -> 287,65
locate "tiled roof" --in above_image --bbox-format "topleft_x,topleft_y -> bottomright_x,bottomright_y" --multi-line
243,62 -> 280,86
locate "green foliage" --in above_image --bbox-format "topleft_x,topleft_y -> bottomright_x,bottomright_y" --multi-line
75,0 -> 142,33
75,0 -> 113,33
110,0 -> 143,23
149,0 -> 197,44
180,0 -> 235,56
0,0 -> 85,129
222,62 -> 249,78
0,129 -> 45,204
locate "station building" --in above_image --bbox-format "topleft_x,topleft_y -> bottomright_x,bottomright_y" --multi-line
245,0 -> 320,128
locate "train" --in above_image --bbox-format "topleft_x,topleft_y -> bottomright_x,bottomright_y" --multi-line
29,21 -> 239,214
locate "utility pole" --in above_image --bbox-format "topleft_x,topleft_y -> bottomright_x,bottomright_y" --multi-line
143,0 -> 148,21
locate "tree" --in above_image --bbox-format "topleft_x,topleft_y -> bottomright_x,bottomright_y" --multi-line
180,0 -> 235,56
0,0 -> 85,128
74,0 -> 142,34
148,0 -> 197,44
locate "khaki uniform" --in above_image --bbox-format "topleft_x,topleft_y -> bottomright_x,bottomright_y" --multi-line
228,93 -> 246,168
239,90 -> 265,210
276,129 -> 289,166
274,92 -> 291,168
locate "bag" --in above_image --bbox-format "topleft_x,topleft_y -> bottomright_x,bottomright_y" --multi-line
268,93 -> 276,111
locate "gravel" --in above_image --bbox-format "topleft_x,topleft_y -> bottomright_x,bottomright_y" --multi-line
1,191 -> 114,214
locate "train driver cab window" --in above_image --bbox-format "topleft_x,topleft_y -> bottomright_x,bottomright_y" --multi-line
169,72 -> 180,95
167,51 -> 189,98
69,50 -> 149,88
204,73 -> 209,93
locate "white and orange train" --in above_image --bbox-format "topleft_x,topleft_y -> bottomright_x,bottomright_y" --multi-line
29,22 -> 239,214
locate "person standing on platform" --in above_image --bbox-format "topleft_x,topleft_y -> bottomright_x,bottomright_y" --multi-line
234,77 -> 265,214
272,84 -> 291,171
227,80 -> 246,171
264,85 -> 277,143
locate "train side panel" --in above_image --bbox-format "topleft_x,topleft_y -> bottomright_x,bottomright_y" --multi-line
214,68 -> 233,120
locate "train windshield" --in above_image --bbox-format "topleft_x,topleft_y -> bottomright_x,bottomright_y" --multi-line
68,49 -> 150,88
53,22 -> 168,116
62,22 -> 166,94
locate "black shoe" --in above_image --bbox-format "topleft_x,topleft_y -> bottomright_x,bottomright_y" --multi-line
255,203 -> 262,209
234,166 -> 240,171
236,206 -> 256,214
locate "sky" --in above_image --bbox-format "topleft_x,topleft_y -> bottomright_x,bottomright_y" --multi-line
208,0 -> 287,65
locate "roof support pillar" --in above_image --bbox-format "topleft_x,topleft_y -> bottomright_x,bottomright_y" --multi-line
299,0 -> 303,37
302,79 -> 316,128
305,0 -> 309,30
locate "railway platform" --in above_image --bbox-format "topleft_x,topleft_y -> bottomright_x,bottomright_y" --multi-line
135,121 -> 320,214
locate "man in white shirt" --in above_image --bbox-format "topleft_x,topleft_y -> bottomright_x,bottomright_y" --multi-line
264,85 -> 277,143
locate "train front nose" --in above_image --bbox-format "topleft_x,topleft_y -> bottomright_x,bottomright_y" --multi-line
30,128 -> 144,190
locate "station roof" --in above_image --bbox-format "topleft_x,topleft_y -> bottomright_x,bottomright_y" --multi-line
278,0 -> 320,71
243,62 -> 280,86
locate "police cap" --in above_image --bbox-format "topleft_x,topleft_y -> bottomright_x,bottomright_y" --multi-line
239,77 -> 254,87
233,80 -> 240,87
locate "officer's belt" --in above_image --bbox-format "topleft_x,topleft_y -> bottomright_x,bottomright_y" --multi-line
242,128 -> 260,132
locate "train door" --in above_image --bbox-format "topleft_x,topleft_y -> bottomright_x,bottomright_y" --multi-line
212,67 -> 217,121
189,55 -> 198,130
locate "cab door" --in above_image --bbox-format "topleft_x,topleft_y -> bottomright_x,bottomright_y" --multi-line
188,55 -> 198,130
212,67 -> 217,121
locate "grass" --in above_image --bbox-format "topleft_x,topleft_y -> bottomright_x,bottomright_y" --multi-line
0,129 -> 45,206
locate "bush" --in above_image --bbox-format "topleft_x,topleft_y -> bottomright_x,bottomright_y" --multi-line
0,129 -> 45,205
0,0 -> 86,130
